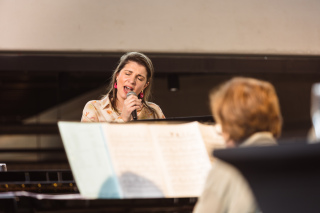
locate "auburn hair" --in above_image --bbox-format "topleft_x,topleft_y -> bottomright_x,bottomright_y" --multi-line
210,77 -> 282,144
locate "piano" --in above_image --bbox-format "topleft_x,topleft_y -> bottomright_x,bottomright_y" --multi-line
0,170 -> 198,213
1,116 -> 320,213
0,116 -> 215,213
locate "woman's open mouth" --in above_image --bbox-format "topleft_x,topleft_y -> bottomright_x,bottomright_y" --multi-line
124,86 -> 133,93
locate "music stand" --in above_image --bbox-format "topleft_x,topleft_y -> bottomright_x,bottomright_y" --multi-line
214,142 -> 320,213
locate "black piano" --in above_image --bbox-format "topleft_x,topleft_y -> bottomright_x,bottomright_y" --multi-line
0,170 -> 199,213
2,115 -> 319,213
0,116 -> 215,213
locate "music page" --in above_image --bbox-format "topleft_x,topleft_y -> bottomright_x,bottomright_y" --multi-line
149,122 -> 212,198
101,123 -> 168,198
198,123 -> 226,163
58,122 -> 122,199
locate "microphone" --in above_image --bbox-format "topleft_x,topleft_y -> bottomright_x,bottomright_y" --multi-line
126,91 -> 138,120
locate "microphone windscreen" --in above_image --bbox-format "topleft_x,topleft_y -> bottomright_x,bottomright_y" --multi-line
127,91 -> 137,98
126,91 -> 138,120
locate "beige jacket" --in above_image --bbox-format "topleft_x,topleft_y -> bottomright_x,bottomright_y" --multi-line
193,132 -> 276,213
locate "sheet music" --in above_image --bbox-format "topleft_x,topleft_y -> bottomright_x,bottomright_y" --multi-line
59,121 -> 214,199
198,123 -> 226,163
101,123 -> 167,198
58,122 -> 122,199
149,122 -> 212,197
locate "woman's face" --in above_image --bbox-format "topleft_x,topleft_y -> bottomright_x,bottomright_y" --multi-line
116,61 -> 149,102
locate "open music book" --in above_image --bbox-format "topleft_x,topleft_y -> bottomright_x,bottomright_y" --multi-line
58,121 -> 225,199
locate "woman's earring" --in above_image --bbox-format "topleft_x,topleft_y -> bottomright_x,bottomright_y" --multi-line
114,82 -> 117,89
139,91 -> 144,99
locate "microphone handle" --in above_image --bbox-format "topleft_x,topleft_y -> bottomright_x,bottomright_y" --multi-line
132,110 -> 137,120
126,91 -> 138,120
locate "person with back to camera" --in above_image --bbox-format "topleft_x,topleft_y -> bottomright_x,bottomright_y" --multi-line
193,77 -> 283,213
81,52 -> 165,122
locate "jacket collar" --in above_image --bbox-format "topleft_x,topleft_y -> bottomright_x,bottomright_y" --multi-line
101,94 -> 143,112
101,95 -> 111,109
240,132 -> 277,147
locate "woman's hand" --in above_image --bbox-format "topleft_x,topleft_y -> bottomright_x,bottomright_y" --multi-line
121,95 -> 142,122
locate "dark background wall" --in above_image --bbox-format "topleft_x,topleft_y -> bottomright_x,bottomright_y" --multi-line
1,52 -> 319,134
